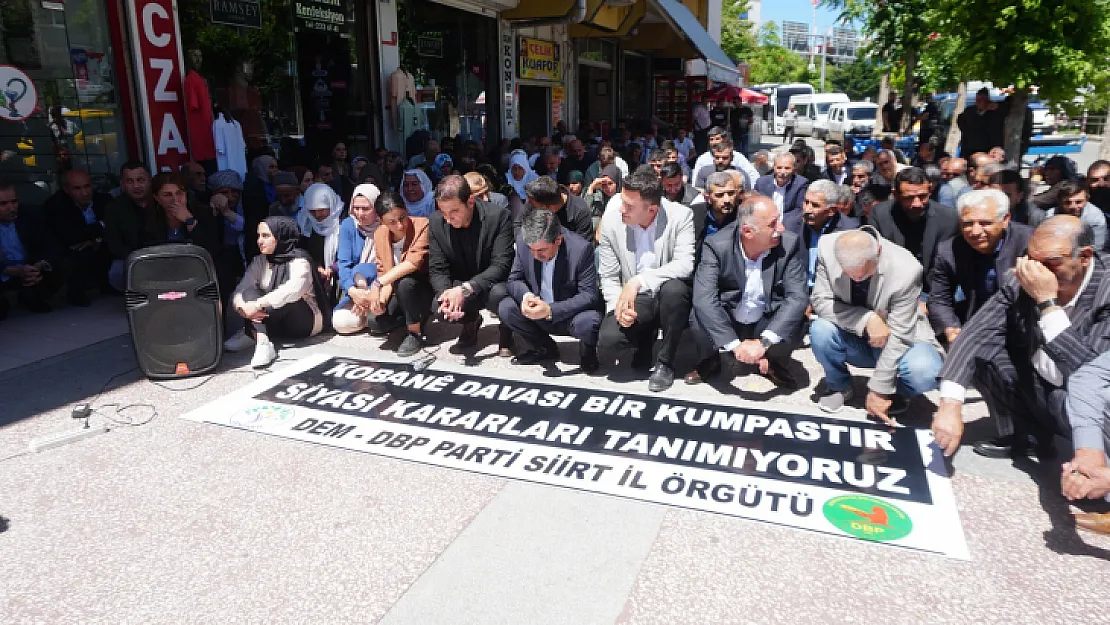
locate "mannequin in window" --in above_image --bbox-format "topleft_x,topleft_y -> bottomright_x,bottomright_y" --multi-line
185,49 -> 217,171
229,61 -> 268,151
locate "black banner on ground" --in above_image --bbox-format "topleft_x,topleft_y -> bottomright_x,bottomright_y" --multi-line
182,355 -> 969,558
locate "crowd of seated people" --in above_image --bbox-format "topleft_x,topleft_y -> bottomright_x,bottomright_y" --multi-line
6,128 -> 1110,532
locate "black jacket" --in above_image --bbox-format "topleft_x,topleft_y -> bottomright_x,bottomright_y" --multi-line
927,223 -> 1032,333
43,189 -> 111,248
869,198 -> 959,290
427,200 -> 514,297
957,106 -> 1005,156
693,223 -> 809,348
2,209 -> 57,272
505,227 -> 599,323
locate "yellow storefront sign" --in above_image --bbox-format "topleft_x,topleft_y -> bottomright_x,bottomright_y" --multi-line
518,37 -> 562,82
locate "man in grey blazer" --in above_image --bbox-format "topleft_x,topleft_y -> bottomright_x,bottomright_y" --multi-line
932,216 -> 1110,459
810,228 -> 944,419
597,166 -> 696,392
686,195 -> 809,387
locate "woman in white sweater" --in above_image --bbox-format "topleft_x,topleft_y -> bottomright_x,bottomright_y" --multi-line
224,216 -> 328,368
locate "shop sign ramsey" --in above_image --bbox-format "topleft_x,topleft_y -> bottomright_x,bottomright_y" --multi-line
417,36 -> 443,59
518,37 -> 562,82
210,0 -> 262,29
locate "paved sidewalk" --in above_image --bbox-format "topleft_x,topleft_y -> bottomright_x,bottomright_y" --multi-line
0,296 -> 128,376
3,311 -> 1110,623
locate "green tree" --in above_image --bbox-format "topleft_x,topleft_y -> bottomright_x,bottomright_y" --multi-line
829,55 -> 883,101
759,21 -> 781,47
720,0 -> 758,63
823,0 -> 938,134
748,45 -> 809,84
938,0 -> 1110,159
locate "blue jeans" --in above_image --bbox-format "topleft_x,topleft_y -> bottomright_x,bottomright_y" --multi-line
809,317 -> 942,397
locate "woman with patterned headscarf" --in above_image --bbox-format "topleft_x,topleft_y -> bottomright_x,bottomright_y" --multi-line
224,216 -> 330,368
431,153 -> 455,183
298,183 -> 345,291
401,169 -> 436,217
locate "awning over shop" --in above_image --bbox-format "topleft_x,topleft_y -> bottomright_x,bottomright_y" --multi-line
653,0 -> 741,85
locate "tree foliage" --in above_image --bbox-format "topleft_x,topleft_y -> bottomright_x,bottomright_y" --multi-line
828,53 -> 884,101
719,0 -> 758,64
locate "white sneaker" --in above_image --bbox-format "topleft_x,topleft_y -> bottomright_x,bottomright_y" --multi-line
250,341 -> 277,369
223,329 -> 255,352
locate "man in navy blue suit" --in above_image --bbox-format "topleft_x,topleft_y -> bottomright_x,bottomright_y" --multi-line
754,153 -> 809,219
784,178 -> 860,288
498,207 -> 602,372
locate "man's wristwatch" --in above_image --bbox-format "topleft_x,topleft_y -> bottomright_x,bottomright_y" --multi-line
460,283 -> 474,297
759,337 -> 774,350
1036,298 -> 1059,313
184,217 -> 197,227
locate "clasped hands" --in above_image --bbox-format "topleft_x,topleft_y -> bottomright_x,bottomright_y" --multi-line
521,293 -> 552,321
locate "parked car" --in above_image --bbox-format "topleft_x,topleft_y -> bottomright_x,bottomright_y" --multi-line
787,93 -> 850,138
826,102 -> 879,143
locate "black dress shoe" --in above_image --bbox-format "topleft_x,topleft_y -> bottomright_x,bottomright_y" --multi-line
630,347 -> 653,372
454,319 -> 482,349
511,348 -> 558,366
973,435 -> 1044,459
649,364 -> 675,392
684,356 -> 722,384
498,324 -> 514,352
579,344 -> 600,373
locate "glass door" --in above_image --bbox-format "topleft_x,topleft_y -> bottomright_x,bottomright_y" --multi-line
0,0 -> 131,197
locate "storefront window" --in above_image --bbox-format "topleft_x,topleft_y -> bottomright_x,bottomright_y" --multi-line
395,0 -> 498,159
178,0 -> 375,169
0,0 -> 130,199
621,52 -> 650,123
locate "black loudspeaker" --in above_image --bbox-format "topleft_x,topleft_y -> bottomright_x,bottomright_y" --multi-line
125,244 -> 223,379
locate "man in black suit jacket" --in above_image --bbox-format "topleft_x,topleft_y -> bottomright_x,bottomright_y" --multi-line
928,189 -> 1032,343
499,209 -> 602,372
932,216 -> 1110,461
0,182 -> 60,317
428,175 -> 514,350
753,153 -> 808,219
869,166 -> 958,291
43,169 -> 113,305
522,175 -> 593,241
686,195 -> 808,387
691,171 -> 740,258
784,178 -> 859,288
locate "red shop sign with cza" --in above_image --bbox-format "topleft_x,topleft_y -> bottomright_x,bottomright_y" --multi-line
127,0 -> 190,172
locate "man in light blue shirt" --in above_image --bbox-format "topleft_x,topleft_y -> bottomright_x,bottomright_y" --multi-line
1,182 -> 58,316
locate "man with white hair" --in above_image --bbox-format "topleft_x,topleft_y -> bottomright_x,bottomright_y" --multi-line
685,195 -> 808,387
785,179 -> 859,288
809,228 -> 944,417
753,152 -> 809,219
928,189 -> 1032,344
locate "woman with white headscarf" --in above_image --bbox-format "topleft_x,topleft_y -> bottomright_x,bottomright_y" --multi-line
400,169 -> 436,217
298,183 -> 344,291
332,183 -> 384,334
506,150 -> 539,225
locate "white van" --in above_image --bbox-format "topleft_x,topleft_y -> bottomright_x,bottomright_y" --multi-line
826,102 -> 880,142
787,93 -> 850,138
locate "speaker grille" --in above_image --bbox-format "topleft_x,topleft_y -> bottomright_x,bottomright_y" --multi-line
126,245 -> 223,379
